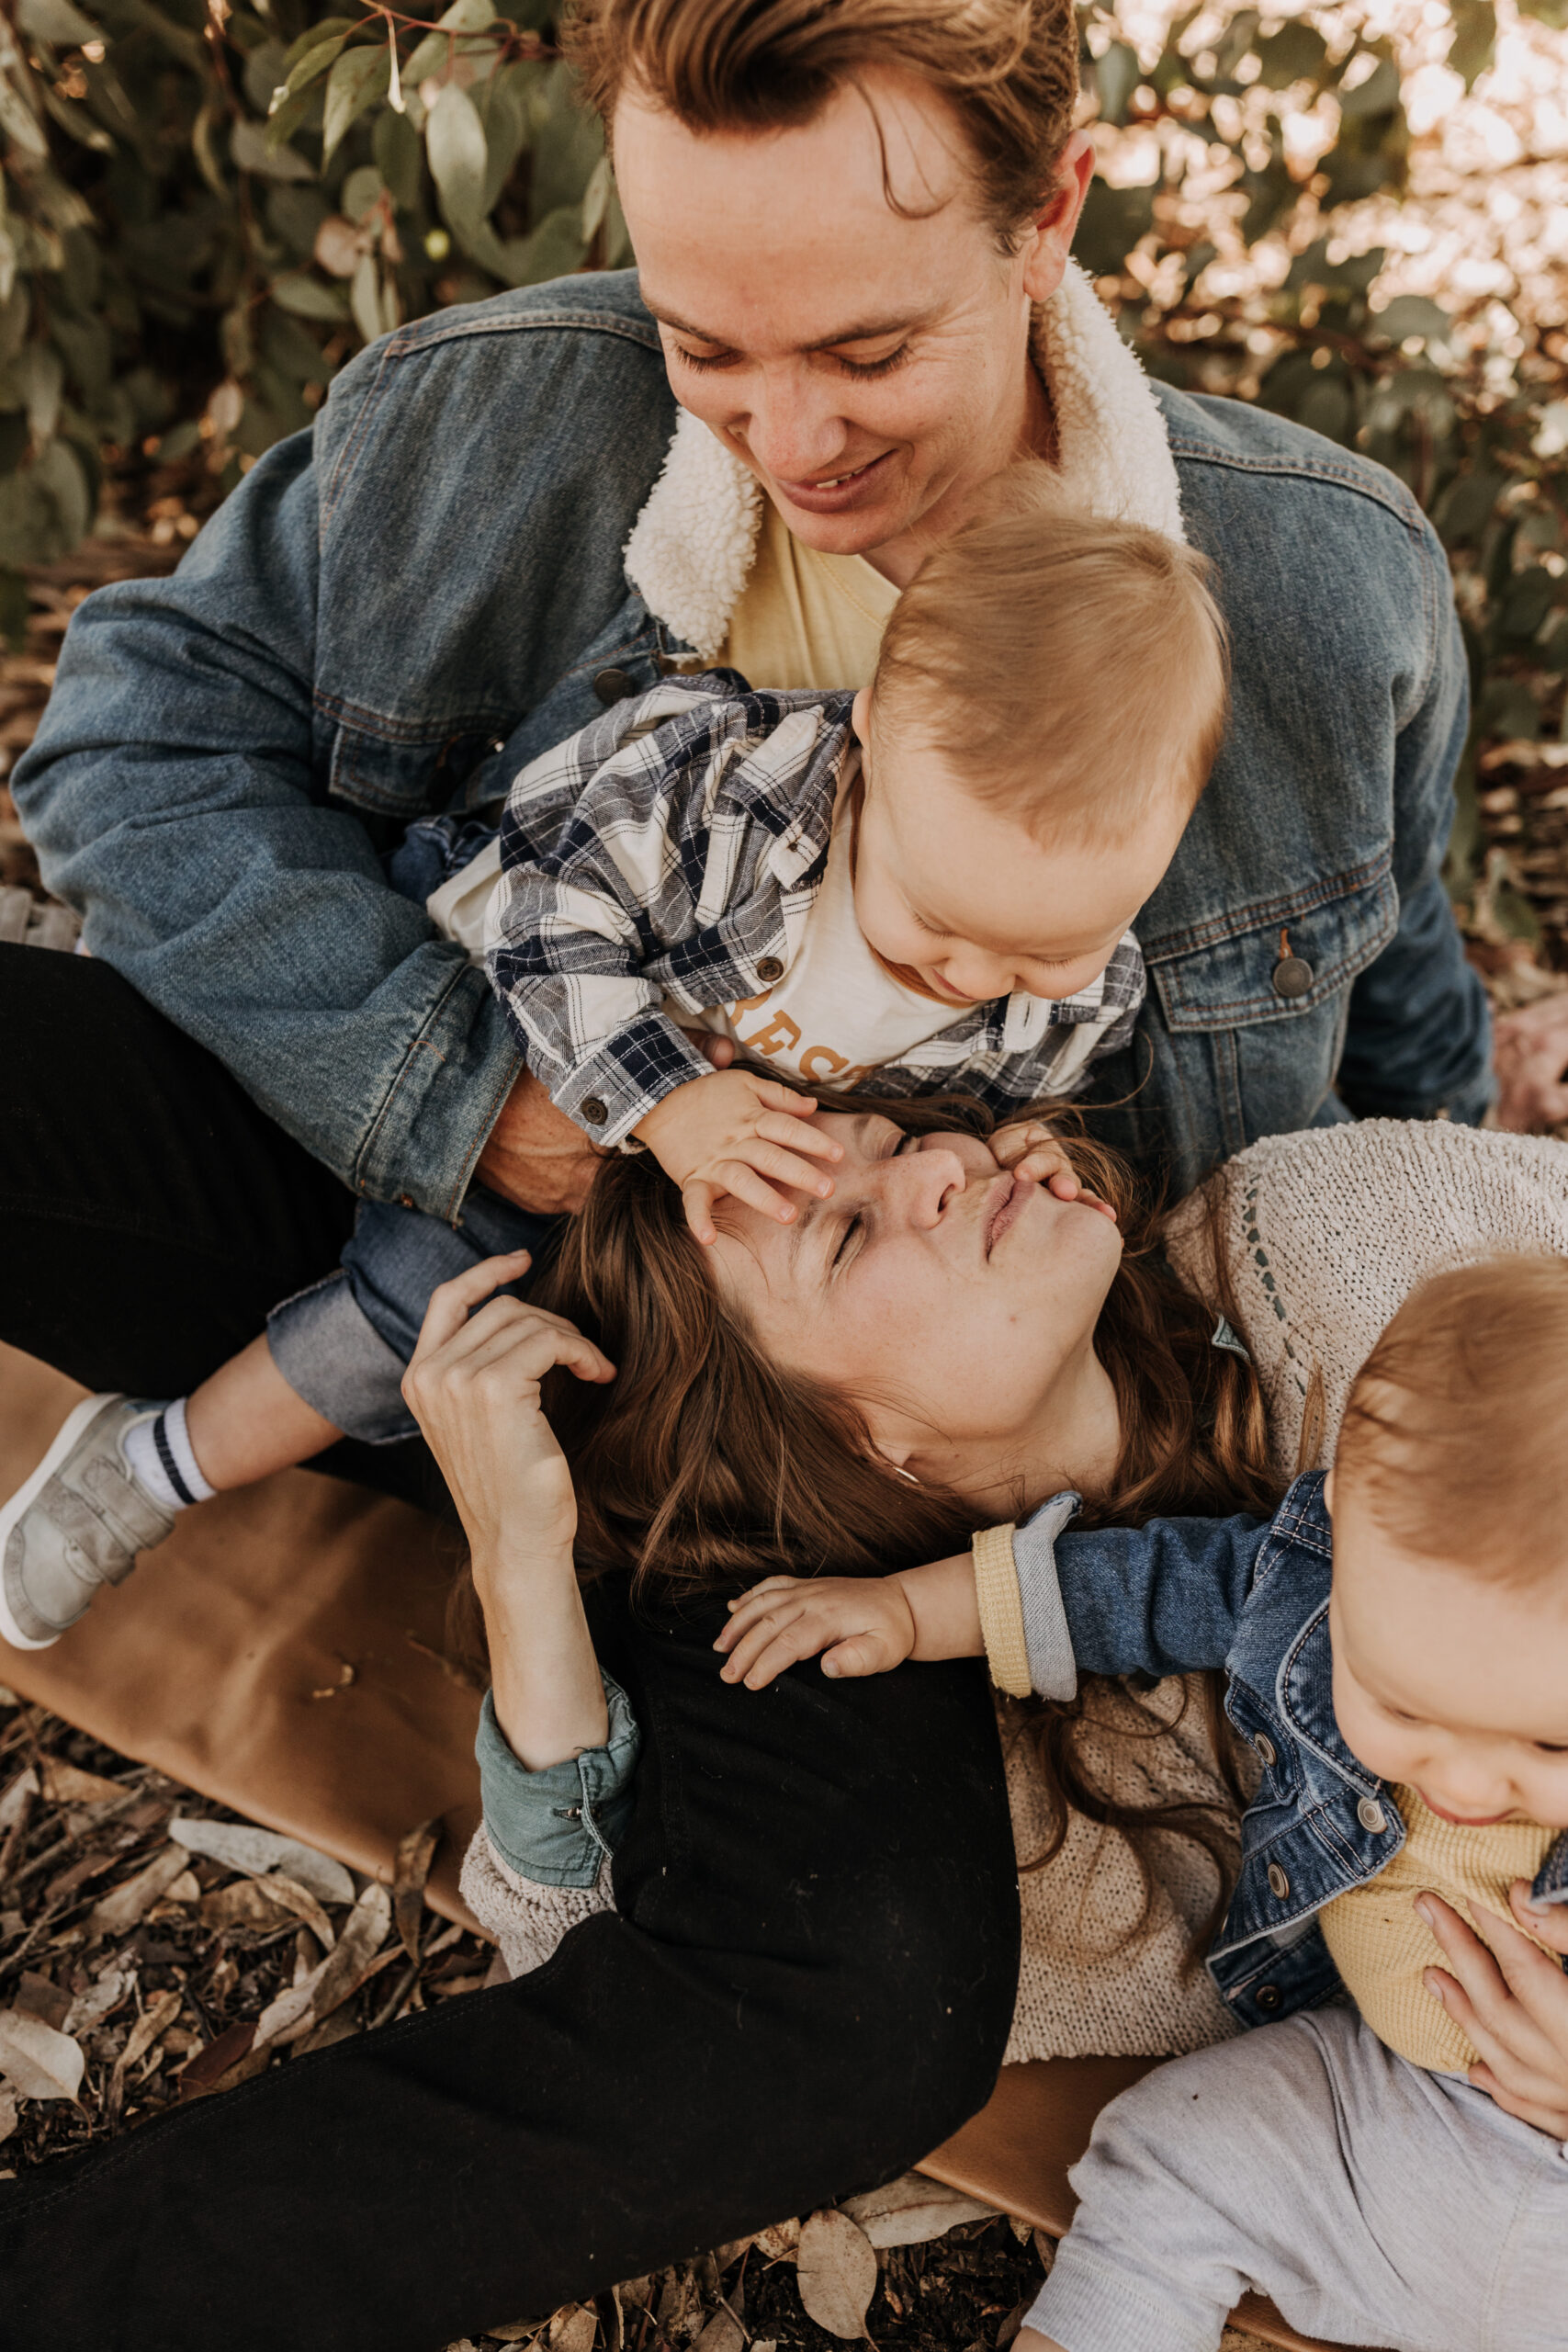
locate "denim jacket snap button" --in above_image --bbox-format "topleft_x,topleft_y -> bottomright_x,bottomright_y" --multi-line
756,956 -> 784,982
1255,1984 -> 1281,2011
1358,1795 -> 1388,1833
1272,956 -> 1314,999
581,1098 -> 608,1125
593,667 -> 637,705
1267,1861 -> 1291,1900
1253,1731 -> 1276,1768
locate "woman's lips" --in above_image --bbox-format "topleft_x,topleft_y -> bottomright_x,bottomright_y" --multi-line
985,1173 -> 1032,1256
774,452 -> 893,514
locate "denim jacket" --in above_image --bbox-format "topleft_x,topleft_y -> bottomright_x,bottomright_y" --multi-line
1018,1473 -> 1568,2027
14,268 -> 1490,1213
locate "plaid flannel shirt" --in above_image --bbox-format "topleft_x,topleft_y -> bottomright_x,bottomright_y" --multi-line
484,675 -> 1145,1148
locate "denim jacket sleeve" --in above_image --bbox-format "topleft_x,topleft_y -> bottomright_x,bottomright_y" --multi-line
1337,555 -> 1494,1125
10,430 -> 521,1216
1013,1497 -> 1272,1699
475,1673 -> 642,1889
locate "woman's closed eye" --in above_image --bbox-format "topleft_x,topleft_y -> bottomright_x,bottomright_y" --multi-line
829,1131 -> 920,1274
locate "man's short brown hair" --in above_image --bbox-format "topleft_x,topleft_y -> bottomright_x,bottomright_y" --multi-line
564,0 -> 1080,243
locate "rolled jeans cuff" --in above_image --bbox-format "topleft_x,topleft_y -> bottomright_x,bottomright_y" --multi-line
266,1269 -> 417,1443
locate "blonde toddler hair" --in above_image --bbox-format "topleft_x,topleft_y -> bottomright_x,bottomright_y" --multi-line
1335,1254 -> 1568,1588
869,465 -> 1230,845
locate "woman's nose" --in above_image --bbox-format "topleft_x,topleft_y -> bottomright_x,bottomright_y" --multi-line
882,1141 -> 968,1227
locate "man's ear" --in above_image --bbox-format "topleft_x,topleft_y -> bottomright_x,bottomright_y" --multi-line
1019,130 -> 1096,306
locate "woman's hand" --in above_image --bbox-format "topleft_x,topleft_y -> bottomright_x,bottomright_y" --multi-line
401,1252 -> 618,1770
1417,1883 -> 1568,2136
716,1575 -> 918,1688
401,1250 -> 615,1569
991,1121 -> 1117,1221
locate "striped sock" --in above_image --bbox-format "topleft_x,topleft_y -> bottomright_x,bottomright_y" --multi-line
123,1398 -> 217,1511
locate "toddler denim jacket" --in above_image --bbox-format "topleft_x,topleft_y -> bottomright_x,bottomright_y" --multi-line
1017,1471 -> 1568,2026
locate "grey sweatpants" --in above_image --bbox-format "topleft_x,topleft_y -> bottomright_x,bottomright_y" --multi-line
1026,2005 -> 1568,2352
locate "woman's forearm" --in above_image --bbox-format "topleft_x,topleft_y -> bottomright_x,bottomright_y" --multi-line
478,1545 -> 610,1770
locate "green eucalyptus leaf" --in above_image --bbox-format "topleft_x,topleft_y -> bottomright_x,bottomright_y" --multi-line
1337,53 -> 1401,118
374,107 -> 424,211
502,201 -> 586,287
17,0 -> 103,45
280,17 -> 355,81
426,82 -> 513,277
0,71 -> 49,161
233,118 -> 314,181
0,437 -> 90,565
0,417 -> 27,477
323,44 -> 391,166
1093,42 -> 1139,125
403,0 -> 500,91
270,268 -> 352,322
1255,20 -> 1326,86
1371,294 -> 1451,345
1446,0 -> 1496,88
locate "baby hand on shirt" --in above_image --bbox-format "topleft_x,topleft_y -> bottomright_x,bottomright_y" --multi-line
634,1069 -> 844,1246
716,1574 -> 919,1687
992,1120 -> 1118,1220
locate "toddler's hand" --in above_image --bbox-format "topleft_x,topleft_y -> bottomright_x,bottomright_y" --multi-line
635,1070 -> 843,1245
992,1121 -> 1117,1221
1417,1881 -> 1568,2137
716,1575 -> 917,1688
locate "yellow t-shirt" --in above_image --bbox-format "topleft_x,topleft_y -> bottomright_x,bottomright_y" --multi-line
714,497 -> 899,692
1318,1785 -> 1554,2074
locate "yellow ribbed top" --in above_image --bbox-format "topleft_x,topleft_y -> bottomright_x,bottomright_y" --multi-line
1319,1786 -> 1554,2073
714,499 -> 898,692
973,1523 -> 1032,1699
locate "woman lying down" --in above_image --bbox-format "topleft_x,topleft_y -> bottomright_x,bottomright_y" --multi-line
405,1105 -> 1568,2352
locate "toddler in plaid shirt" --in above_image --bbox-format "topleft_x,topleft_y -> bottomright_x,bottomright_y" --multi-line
1,475 -> 1228,1646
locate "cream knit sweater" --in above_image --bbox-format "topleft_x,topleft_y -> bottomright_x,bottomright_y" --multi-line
461,1120 -> 1568,2061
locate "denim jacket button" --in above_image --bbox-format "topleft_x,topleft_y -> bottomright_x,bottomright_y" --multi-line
593,667 -> 637,706
1272,955 -> 1314,999
1267,1861 -> 1291,1900
1253,1731 -> 1276,1768
1255,1984 -> 1281,2011
1358,1795 -> 1388,1833
756,956 -> 784,982
581,1098 -> 608,1125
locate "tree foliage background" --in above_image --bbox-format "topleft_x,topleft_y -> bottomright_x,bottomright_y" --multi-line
0,0 -> 1564,916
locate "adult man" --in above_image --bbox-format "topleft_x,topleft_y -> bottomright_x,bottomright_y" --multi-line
0,0 -> 1498,2342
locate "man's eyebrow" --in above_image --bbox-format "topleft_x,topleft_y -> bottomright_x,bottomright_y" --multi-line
642,300 -> 928,352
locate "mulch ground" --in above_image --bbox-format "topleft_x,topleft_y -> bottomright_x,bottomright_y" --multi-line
6,539 -> 1555,2350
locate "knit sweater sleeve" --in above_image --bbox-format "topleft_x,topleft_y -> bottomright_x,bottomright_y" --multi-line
459,1824 -> 615,1979
1164,1119 -> 1568,1477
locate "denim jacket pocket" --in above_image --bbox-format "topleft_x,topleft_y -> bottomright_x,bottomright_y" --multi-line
1147,854 -> 1399,1034
1142,857 -> 1400,1159
324,705 -> 515,820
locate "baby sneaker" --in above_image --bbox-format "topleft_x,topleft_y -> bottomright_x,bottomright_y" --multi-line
0,1396 -> 178,1649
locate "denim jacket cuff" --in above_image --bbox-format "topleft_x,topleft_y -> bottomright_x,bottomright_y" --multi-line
357,964 -> 524,1223
1012,1490 -> 1082,1701
477,1675 -> 642,1889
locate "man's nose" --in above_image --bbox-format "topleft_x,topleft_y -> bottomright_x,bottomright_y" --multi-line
735,367 -> 852,483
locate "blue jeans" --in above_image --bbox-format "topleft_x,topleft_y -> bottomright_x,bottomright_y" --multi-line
267,810 -> 557,1442
266,1185 -> 561,1441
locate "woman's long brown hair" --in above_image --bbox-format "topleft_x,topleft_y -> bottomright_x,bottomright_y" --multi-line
462,1095 -> 1284,1948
